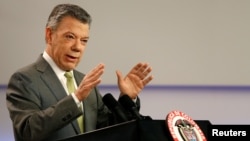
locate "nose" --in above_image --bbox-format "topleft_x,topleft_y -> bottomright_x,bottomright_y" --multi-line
71,39 -> 82,52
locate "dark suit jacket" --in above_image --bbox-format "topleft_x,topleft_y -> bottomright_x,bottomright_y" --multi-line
6,55 -> 113,141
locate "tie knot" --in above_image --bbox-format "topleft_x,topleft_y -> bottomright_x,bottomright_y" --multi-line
64,72 -> 73,79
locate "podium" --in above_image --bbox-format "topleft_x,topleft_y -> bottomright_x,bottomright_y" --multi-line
58,119 -> 211,141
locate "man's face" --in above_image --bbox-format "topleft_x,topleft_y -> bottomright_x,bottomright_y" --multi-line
46,16 -> 90,71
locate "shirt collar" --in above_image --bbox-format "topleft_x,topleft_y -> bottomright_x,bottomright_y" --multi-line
42,51 -> 73,78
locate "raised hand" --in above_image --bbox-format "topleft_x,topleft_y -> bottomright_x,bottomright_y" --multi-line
116,63 -> 153,99
75,63 -> 105,101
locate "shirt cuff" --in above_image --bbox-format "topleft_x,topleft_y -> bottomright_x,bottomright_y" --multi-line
71,93 -> 83,111
132,97 -> 137,103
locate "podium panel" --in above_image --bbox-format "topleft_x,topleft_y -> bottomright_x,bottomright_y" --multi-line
58,120 -> 211,141
58,120 -> 138,141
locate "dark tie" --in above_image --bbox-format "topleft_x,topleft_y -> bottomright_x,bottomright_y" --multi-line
64,72 -> 84,133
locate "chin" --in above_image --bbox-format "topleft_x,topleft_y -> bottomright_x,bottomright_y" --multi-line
63,65 -> 76,71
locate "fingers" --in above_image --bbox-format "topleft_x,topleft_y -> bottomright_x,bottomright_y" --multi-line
142,75 -> 153,86
85,63 -> 104,84
79,64 -> 104,86
76,63 -> 105,101
87,63 -> 105,79
132,63 -> 153,81
115,70 -> 122,82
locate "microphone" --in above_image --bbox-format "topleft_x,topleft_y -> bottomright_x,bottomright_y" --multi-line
102,93 -> 129,122
119,94 -> 143,120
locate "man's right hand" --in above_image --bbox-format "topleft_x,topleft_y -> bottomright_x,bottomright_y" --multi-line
75,63 -> 105,101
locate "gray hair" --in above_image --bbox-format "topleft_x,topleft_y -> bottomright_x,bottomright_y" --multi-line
46,4 -> 92,31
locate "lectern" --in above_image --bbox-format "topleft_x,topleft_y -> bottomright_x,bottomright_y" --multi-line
58,119 -> 211,141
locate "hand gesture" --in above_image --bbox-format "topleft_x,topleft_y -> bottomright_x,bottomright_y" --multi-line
75,63 -> 105,101
116,63 -> 153,99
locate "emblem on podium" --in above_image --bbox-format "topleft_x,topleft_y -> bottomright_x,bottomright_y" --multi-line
166,110 -> 207,141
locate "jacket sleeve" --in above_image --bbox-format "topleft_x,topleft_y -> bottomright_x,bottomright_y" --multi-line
6,72 -> 82,141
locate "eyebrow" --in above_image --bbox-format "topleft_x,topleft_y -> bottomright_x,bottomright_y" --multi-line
66,32 -> 89,39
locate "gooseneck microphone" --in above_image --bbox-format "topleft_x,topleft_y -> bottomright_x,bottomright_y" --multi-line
102,93 -> 129,122
119,94 -> 143,120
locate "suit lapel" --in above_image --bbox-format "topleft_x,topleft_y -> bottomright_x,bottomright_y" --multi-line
42,69 -> 82,133
37,58 -> 67,101
36,55 -> 82,134
73,71 -> 98,132
73,70 -> 84,86
73,70 -> 86,133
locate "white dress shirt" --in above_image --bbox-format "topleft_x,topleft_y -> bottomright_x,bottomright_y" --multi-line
42,51 -> 83,111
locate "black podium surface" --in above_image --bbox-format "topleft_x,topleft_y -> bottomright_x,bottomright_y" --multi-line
58,119 -> 211,141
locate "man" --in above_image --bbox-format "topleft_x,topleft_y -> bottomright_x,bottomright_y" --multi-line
6,3 -> 153,141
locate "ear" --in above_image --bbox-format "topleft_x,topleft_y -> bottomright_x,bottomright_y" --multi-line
45,27 -> 52,44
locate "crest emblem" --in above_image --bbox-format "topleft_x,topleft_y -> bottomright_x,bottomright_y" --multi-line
166,110 -> 207,141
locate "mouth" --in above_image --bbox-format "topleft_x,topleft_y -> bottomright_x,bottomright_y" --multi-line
66,54 -> 78,62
